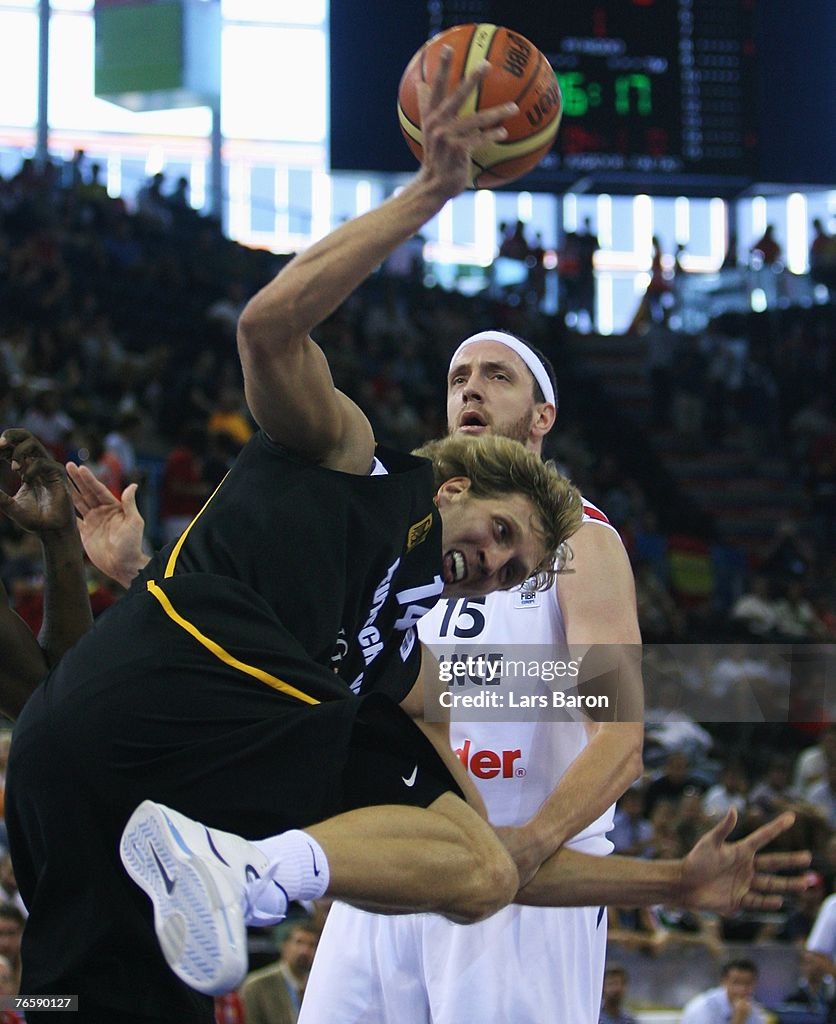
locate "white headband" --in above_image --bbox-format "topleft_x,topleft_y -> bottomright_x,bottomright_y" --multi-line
448,331 -> 556,408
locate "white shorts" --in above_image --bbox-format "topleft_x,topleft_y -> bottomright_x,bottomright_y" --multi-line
299,899 -> 608,1024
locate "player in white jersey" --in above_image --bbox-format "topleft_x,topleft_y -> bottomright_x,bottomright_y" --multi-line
299,332 -> 645,1024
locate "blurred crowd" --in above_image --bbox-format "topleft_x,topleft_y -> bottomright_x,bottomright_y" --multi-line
0,152 -> 834,1015
1,154 -> 833,650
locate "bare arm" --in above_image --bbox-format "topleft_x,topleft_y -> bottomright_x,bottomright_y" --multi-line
236,53 -> 515,470
515,809 -> 809,914
0,430 -> 93,718
503,524 -> 644,878
559,523 -> 644,721
0,574 -> 47,720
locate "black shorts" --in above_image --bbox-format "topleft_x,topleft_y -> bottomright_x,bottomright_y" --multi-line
6,575 -> 461,1022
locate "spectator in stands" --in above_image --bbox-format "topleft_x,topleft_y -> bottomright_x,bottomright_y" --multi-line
762,871 -> 826,945
598,965 -> 638,1024
0,858 -> 24,920
498,219 -> 532,261
675,787 -> 711,853
707,646 -> 774,720
653,901 -> 724,960
135,171 -> 171,230
731,575 -> 778,638
76,162 -> 111,227
703,760 -> 750,822
158,422 -> 212,544
805,760 -> 836,830
647,797 -> 683,860
748,756 -> 822,850
774,580 -> 831,640
644,315 -> 679,427
750,225 -> 782,267
213,990 -> 244,1024
809,218 -> 832,284
206,386 -> 254,449
206,281 -> 249,340
610,786 -> 655,858
557,229 -> 582,318
781,948 -> 835,1019
647,236 -> 673,324
77,430 -> 124,498
239,919 -> 319,1024
166,175 -> 191,212
790,394 -> 836,466
671,335 -> 707,447
104,411 -> 144,486
680,958 -> 767,1024
606,904 -> 668,957
795,727 -> 836,795
644,751 -> 704,817
0,906 -> 23,994
19,387 -> 74,460
634,559 -> 686,640
643,670 -> 714,764
0,953 -> 22,1024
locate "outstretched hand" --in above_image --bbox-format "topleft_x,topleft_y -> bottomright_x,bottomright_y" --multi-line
66,462 -> 147,588
680,809 -> 810,913
416,45 -> 517,196
0,429 -> 76,535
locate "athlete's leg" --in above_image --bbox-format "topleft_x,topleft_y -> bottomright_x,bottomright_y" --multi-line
298,904 -> 430,1024
307,792 -> 516,923
122,792 -> 517,995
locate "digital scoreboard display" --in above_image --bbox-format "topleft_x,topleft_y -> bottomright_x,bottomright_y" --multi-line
331,0 -> 835,191
436,0 -> 758,183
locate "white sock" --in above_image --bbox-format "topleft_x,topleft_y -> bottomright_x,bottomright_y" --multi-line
245,830 -> 329,925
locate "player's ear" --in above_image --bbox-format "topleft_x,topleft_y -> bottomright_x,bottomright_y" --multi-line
434,477 -> 471,507
531,402 -> 556,439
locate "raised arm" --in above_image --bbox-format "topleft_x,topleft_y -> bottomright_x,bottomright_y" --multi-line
0,430 -> 93,718
236,52 -> 517,470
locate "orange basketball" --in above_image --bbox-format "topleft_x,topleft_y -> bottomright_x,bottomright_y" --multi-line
397,24 -> 562,189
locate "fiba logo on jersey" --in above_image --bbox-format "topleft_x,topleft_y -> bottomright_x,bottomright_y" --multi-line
515,580 -> 540,609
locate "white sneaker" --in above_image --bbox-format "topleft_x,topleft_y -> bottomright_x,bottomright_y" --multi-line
120,800 -> 270,996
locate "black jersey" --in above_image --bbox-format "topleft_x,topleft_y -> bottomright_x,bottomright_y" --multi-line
140,431 -> 444,702
7,433 -> 458,1021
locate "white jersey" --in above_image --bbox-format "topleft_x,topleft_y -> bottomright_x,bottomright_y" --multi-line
420,498 -> 619,848
300,502 -> 622,1024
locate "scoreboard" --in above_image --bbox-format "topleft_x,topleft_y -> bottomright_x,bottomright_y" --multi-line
329,0 -> 835,192
457,0 -> 758,181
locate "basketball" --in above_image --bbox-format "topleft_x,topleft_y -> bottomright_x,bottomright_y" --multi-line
397,24 -> 562,189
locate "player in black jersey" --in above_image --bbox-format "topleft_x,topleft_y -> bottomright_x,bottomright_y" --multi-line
0,55 -> 585,1023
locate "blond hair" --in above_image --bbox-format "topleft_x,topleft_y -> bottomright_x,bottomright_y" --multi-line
413,434 -> 583,590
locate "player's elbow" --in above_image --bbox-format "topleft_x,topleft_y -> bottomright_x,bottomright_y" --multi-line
237,299 -> 274,357
618,724 -> 645,786
624,743 -> 644,787
237,289 -> 302,360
